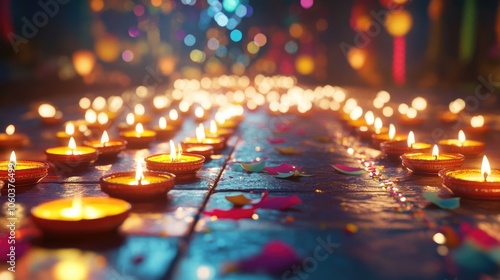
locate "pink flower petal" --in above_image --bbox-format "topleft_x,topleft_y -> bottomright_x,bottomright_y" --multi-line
264,163 -> 301,175
203,208 -> 256,220
266,137 -> 286,144
331,164 -> 365,175
460,222 -> 500,250
253,194 -> 302,210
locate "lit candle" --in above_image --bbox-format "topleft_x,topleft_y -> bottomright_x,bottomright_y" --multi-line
84,130 -> 127,159
146,142 -> 205,180
205,120 -> 233,139
401,145 -> 464,174
121,123 -> 156,148
0,125 -> 29,149
356,116 -> 388,140
45,137 -> 98,168
31,196 -> 131,235
0,151 -> 49,186
182,123 -> 225,152
371,123 -> 407,148
438,130 -> 485,157
153,117 -> 177,139
100,159 -> 176,201
380,131 -> 432,157
439,155 -> 500,200
56,122 -> 84,145
38,103 -> 63,125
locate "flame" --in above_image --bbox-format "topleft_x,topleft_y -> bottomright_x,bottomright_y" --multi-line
159,117 -> 167,130
100,131 -> 109,144
85,109 -> 97,124
126,113 -> 135,126
407,131 -> 415,148
195,107 -> 204,119
135,123 -> 144,135
38,103 -> 56,118
61,194 -> 83,219
169,109 -> 179,121
196,124 -> 206,142
389,124 -> 396,140
5,125 -> 15,136
134,104 -> 145,116
481,155 -> 491,182
471,115 -> 484,128
458,130 -> 466,145
9,151 -> 16,164
170,140 -> 176,160
364,111 -> 375,126
65,123 -> 75,135
374,118 -> 383,134
432,145 -> 439,158
210,120 -> 218,134
135,159 -> 144,183
68,137 -> 77,150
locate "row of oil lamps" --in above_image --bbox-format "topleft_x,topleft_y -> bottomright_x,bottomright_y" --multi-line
343,113 -> 499,201
0,110 -> 242,236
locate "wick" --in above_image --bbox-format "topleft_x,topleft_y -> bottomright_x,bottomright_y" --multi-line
484,172 -> 488,182
434,155 -> 437,160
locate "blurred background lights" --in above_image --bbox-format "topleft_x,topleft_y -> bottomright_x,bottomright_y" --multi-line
300,0 -> 314,9
223,0 -> 240,13
184,34 -> 197,46
230,29 -> 242,42
121,50 -> 134,62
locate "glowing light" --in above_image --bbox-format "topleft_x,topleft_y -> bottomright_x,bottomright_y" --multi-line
458,130 -> 466,144
347,48 -> 366,69
53,259 -> 88,280
385,10 -> 413,37
195,107 -> 205,119
222,0 -> 240,13
190,49 -> 206,63
169,109 -> 179,121
97,112 -> 108,125
72,50 -> 95,76
300,0 -> 313,9
376,90 -> 391,103
230,29 -> 243,42
470,115 -> 484,128
407,131 -> 415,148
134,104 -> 145,116
364,111 -> 375,125
482,155 -> 491,182
159,117 -> 167,130
184,34 -> 196,46
289,23 -> 304,38
79,97 -> 91,110
68,137 -> 77,155
373,98 -> 385,109
5,125 -> 15,135
432,145 -> 439,159
253,33 -> 267,47
406,107 -> 417,119
92,96 -> 106,111
389,124 -> 396,140
196,266 -> 212,280
398,103 -> 409,114
98,131 -> 109,145
136,86 -> 148,97
153,96 -> 170,110
411,97 -> 427,111
9,151 -> 16,164
121,50 -> 134,62
295,55 -> 314,75
85,109 -> 97,124
135,123 -> 144,135
38,104 -> 56,118
210,120 -> 217,134
196,124 -> 206,142
65,123 -> 75,135
374,118 -> 383,134
433,233 -> 446,244
126,113 -> 135,126
349,106 -> 363,121
247,41 -> 260,54
214,12 -> 229,27
135,159 -> 144,183
382,106 -> 394,117
449,99 -> 465,114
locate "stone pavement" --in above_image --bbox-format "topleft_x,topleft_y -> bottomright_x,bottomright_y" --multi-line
0,88 -> 499,280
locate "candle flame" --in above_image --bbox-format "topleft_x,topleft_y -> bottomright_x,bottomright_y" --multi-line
481,155 -> 491,182
65,123 -> 75,135
195,107 -> 204,119
135,159 -> 144,183
170,140 -> 176,160
126,113 -> 135,126
364,111 -> 375,125
64,194 -> 83,219
5,125 -> 15,136
100,131 -> 109,144
374,118 -> 383,134
389,124 -> 396,140
38,103 -> 56,118
169,109 -> 179,121
134,104 -> 145,116
196,124 -> 205,142
135,123 -> 144,135
458,130 -> 466,145
471,115 -> 484,128
68,137 -> 77,150
9,151 -> 16,164
210,120 -> 218,134
159,117 -> 167,130
407,131 -> 415,148
432,145 -> 439,159
85,109 -> 97,124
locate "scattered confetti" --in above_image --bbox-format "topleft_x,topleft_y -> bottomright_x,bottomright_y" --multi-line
254,192 -> 302,210
222,241 -> 302,275
423,192 -> 460,210
274,147 -> 301,155
331,164 -> 365,175
225,194 -> 253,207
266,137 -> 286,144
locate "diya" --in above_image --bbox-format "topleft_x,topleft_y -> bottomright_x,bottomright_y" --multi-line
153,117 -> 177,140
372,124 -> 407,148
0,125 -> 29,150
401,145 -> 464,174
438,130 -> 485,157
84,131 -> 126,159
45,137 -> 98,169
0,151 -> 49,187
381,131 -> 432,157
182,124 -> 225,152
121,123 -> 156,148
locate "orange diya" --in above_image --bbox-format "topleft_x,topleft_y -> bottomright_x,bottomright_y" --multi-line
0,151 -> 48,187
31,195 -> 131,235
205,120 -> 233,139
45,137 -> 98,169
121,123 -> 156,148
381,131 -> 432,157
401,145 -> 464,174
438,130 -> 485,157
146,140 -> 205,180
84,131 -> 126,159
153,117 -> 177,140
182,124 -> 225,152
100,159 -> 175,201
0,125 -> 29,150
56,122 -> 85,145
440,156 -> 500,200
372,124 -> 407,148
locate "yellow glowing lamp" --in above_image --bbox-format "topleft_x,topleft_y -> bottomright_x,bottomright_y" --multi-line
374,118 -> 383,134
196,124 -> 206,142
10,151 -> 16,164
100,131 -> 109,145
135,123 -> 144,137
210,120 -> 218,134
5,125 -> 15,136
65,123 -> 75,136
407,131 -> 415,148
135,160 -> 144,184
389,124 -> 396,140
126,113 -> 135,126
159,117 -> 167,130
385,10 -> 413,37
432,145 -> 439,159
481,155 -> 491,182
458,130 -> 466,146
72,50 -> 95,76
68,137 -> 77,155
